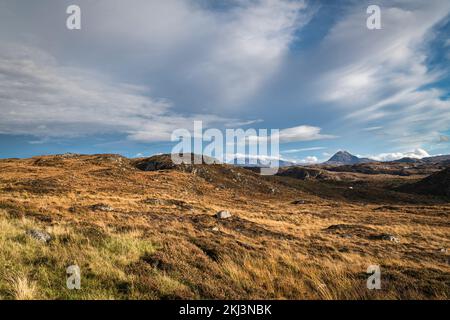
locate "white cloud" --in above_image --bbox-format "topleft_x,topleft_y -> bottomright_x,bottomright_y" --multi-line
362,126 -> 383,132
0,0 -> 314,143
198,0 -> 310,107
298,156 -> 318,164
282,147 -> 326,153
42,0 -> 311,110
0,43 -> 236,142
0,0 -> 449,157
312,0 -> 450,149
229,153 -> 282,162
0,42 -> 335,147
369,148 -> 430,161
277,125 -> 336,142
229,153 -> 318,165
231,125 -> 335,146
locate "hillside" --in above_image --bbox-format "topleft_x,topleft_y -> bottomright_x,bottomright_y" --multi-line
0,154 -> 448,300
399,167 -> 450,197
322,161 -> 442,176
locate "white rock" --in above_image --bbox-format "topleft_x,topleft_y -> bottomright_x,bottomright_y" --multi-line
381,234 -> 400,243
216,210 -> 232,219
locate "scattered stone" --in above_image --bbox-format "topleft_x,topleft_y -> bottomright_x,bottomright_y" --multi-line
348,186 -> 354,190
370,233 -> 400,243
381,234 -> 400,243
26,229 -> 52,243
439,248 -> 447,253
90,204 -> 114,212
216,210 -> 232,219
212,227 -> 219,232
291,200 -> 307,205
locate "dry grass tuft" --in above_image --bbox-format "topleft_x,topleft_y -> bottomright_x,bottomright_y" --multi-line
7,274 -> 38,300
0,154 -> 448,299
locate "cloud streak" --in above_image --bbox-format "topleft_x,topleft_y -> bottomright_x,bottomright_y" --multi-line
0,0 -> 449,157
0,43 -> 236,142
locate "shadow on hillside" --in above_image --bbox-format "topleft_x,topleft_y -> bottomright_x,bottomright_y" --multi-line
268,175 -> 449,205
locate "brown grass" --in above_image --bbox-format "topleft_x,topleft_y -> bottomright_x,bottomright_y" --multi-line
0,154 -> 448,300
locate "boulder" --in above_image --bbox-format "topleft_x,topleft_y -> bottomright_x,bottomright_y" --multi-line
27,229 -> 52,243
370,233 -> 400,243
90,204 -> 114,212
216,210 -> 232,219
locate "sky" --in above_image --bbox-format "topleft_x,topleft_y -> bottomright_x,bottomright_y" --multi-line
0,0 -> 449,163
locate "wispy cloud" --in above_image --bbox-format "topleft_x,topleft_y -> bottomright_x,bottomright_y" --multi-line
277,126 -> 336,143
362,126 -> 383,132
282,147 -> 326,153
0,0 -> 449,157
324,1 -> 450,148
0,43 -> 235,142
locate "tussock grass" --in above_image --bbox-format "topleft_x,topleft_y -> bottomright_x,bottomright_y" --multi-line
0,154 -> 448,299
7,274 -> 37,300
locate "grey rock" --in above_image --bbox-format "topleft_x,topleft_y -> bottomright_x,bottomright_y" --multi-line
216,210 -> 232,219
381,234 -> 400,243
368,233 -> 400,242
27,229 -> 52,243
90,204 -> 114,212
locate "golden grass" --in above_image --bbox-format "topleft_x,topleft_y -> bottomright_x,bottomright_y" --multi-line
7,274 -> 38,300
0,154 -> 448,300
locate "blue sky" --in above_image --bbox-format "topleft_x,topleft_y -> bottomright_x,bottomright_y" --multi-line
0,0 -> 449,162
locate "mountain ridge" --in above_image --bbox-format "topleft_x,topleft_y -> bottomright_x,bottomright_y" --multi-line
324,151 -> 373,165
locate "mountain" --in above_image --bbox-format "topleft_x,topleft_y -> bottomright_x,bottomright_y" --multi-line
324,151 -> 373,165
422,154 -> 450,164
393,155 -> 450,164
230,157 -> 296,168
393,157 -> 423,163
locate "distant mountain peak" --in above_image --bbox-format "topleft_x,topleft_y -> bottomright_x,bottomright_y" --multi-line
334,150 -> 353,157
230,156 -> 296,168
324,150 -> 372,165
